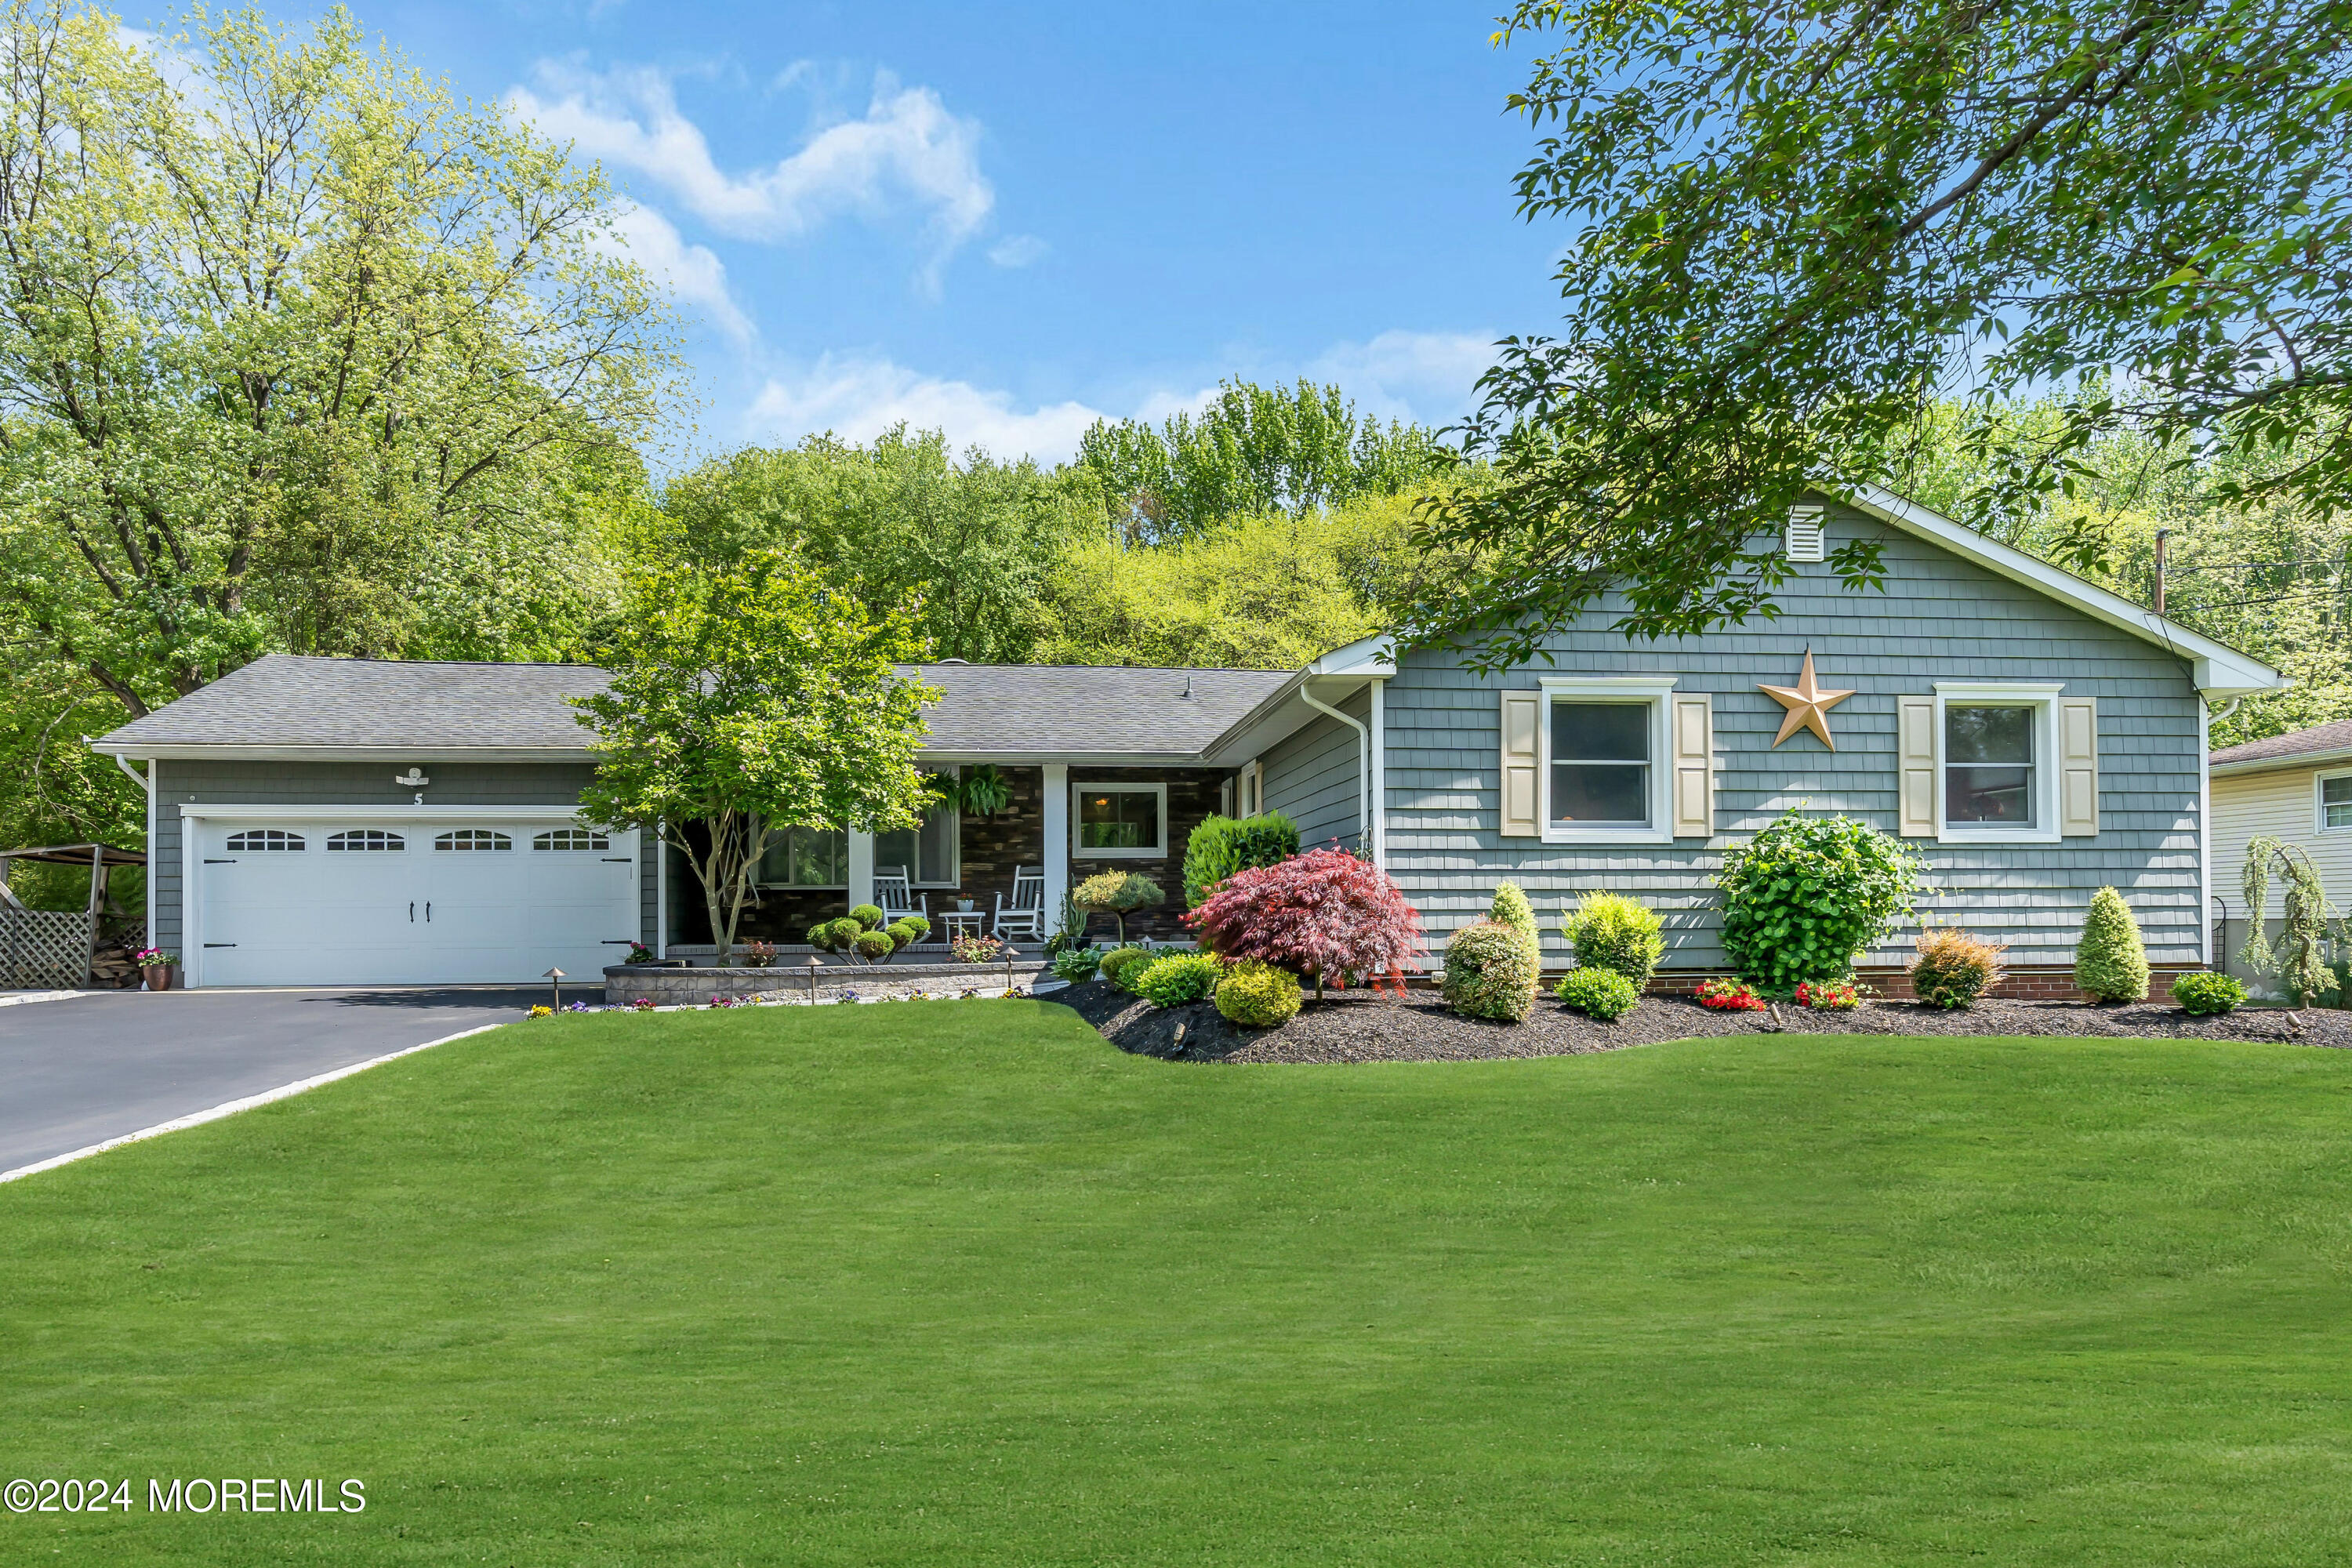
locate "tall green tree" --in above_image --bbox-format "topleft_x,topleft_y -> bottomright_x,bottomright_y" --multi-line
0,2 -> 675,718
1078,379 -> 1446,543
655,427 -> 1095,663
1406,0 -> 2352,666
574,550 -> 935,964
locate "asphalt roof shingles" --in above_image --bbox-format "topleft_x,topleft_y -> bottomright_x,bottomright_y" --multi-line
2210,717 -> 2352,769
96,654 -> 1296,758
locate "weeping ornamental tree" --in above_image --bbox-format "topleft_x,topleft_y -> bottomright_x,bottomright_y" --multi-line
573,550 -> 937,964
2239,836 -> 2345,1007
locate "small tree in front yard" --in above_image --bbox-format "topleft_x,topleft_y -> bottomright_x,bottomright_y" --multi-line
2240,835 -> 2344,1007
1185,848 -> 1424,999
574,549 -> 937,964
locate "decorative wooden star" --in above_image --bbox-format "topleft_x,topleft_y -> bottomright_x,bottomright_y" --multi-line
1758,650 -> 1856,750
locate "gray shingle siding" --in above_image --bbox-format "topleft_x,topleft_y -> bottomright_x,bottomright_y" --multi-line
1261,687 -> 1367,851
147,759 -> 650,956
1381,506 -> 2207,968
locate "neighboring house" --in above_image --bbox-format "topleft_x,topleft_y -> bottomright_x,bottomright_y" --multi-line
2207,718 -> 2352,985
93,484 -> 2282,992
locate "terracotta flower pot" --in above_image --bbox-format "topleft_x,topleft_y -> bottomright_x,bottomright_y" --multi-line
142,964 -> 174,992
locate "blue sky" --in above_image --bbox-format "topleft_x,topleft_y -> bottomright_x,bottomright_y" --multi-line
327,1 -> 1560,463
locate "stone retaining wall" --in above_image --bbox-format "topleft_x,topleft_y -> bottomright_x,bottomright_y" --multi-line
606,960 -> 1046,1006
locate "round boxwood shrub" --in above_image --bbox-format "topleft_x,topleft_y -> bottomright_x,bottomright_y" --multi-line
848,903 -> 887,931
851,929 -> 895,961
1717,809 -> 1924,990
1131,952 -> 1225,1008
1216,960 -> 1302,1026
895,913 -> 931,941
1909,927 -> 2005,1009
2171,971 -> 2247,1016
1562,891 -> 1664,986
2074,886 -> 2151,1002
1096,946 -> 1155,991
1555,965 -> 1641,1020
1443,920 -> 1539,1022
885,920 -> 920,952
1184,811 -> 1301,907
1050,947 -> 1102,982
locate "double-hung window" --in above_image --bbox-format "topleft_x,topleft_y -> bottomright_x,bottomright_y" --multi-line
875,793 -> 960,886
2321,773 -> 2352,831
1537,677 -> 1677,844
1931,683 -> 2064,843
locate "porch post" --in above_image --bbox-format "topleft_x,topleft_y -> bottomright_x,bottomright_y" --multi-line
1041,763 -> 1069,935
1369,677 -> 1388,869
847,829 -> 875,913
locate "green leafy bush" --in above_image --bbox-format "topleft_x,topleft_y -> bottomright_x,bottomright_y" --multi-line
1096,946 -> 1156,991
805,919 -> 849,953
2074,886 -> 2150,1002
1443,920 -> 1539,1022
1562,891 -> 1664,986
895,913 -> 931,940
2170,971 -> 2246,1015
1216,960 -> 1302,1025
884,920 -> 920,952
1490,880 -> 1540,949
1716,809 -> 1924,989
851,929 -> 895,961
1184,811 -> 1301,906
1555,966 -> 1640,1020
848,903 -> 886,931
1131,952 -> 1225,1008
1909,927 -> 2004,1009
1050,947 -> 1102,982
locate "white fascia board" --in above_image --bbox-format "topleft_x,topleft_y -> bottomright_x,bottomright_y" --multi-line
91,743 -> 591,763
1200,676 -> 1377,768
1305,632 -> 1398,677
917,749 -> 1215,768
1839,483 -> 2285,695
179,804 -> 601,820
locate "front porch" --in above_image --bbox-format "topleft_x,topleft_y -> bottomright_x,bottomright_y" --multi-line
662,764 -> 1231,953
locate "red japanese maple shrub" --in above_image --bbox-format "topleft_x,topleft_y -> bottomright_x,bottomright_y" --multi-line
1184,848 -> 1425,999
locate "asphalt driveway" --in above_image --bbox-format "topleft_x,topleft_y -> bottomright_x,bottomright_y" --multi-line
0,986 -> 544,1174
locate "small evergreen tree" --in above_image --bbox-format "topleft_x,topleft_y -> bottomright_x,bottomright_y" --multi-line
1443,921 -> 1540,1022
1490,881 -> 1540,949
2074,887 -> 2151,1003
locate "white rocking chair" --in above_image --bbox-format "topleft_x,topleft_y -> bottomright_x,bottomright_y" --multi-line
993,865 -> 1046,942
873,867 -> 928,927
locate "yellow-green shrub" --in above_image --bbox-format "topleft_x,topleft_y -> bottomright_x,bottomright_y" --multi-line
1215,961 -> 1303,1026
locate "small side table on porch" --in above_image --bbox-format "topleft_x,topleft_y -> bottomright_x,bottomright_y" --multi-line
940,909 -> 985,945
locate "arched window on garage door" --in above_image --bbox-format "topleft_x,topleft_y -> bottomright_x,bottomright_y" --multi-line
434,829 -> 514,852
326,830 -> 405,851
532,828 -> 610,851
225,829 -> 305,851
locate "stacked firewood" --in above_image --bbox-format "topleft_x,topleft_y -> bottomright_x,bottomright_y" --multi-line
89,942 -> 145,988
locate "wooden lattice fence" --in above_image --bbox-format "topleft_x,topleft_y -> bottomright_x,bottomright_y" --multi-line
0,907 -> 92,989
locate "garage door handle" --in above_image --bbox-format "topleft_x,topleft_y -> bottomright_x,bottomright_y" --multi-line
603,857 -> 631,863
205,858 -> 236,864
601,939 -> 633,946
409,902 -> 415,922
426,902 -> 431,922
203,942 -> 237,948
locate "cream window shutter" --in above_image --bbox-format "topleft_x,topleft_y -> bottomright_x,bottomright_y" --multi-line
1671,694 -> 1714,838
1898,696 -> 1937,837
1500,690 -> 1542,838
2059,696 -> 2099,837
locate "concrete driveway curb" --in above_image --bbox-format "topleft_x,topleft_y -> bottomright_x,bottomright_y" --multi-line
0,1022 -> 506,1185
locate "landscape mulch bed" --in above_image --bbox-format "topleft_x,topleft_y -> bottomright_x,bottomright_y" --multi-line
1051,979 -> 2352,1064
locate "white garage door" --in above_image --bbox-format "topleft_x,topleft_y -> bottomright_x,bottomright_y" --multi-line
191,818 -> 641,986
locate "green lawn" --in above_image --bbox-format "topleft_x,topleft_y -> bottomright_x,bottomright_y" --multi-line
9,1004 -> 2352,1564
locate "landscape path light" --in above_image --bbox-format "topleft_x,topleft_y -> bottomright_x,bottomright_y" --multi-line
543,967 -> 564,1011
805,956 -> 823,1006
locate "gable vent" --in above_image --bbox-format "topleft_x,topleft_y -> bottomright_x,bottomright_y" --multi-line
1784,506 -> 1826,563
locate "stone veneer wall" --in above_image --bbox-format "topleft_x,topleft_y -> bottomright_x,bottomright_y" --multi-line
607,960 -> 1044,1005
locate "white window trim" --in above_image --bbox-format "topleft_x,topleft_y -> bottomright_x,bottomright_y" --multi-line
1933,681 -> 2064,844
1537,677 -> 1678,846
1071,781 -> 1169,858
2314,768 -> 2352,833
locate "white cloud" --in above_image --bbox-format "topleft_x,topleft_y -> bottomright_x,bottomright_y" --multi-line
986,234 -> 1048,268
746,354 -> 1109,463
1306,329 -> 1496,425
509,61 -> 992,287
601,201 -> 752,343
739,328 -> 1501,465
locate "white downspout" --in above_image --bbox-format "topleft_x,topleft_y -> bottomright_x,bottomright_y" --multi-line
1367,677 -> 1387,869
655,816 -> 669,959
1299,680 -> 1374,862
2198,696 -> 2239,971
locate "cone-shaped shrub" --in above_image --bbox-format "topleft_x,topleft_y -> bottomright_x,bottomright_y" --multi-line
1443,920 -> 1539,1022
2074,886 -> 2151,1002
1490,881 -> 1540,949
